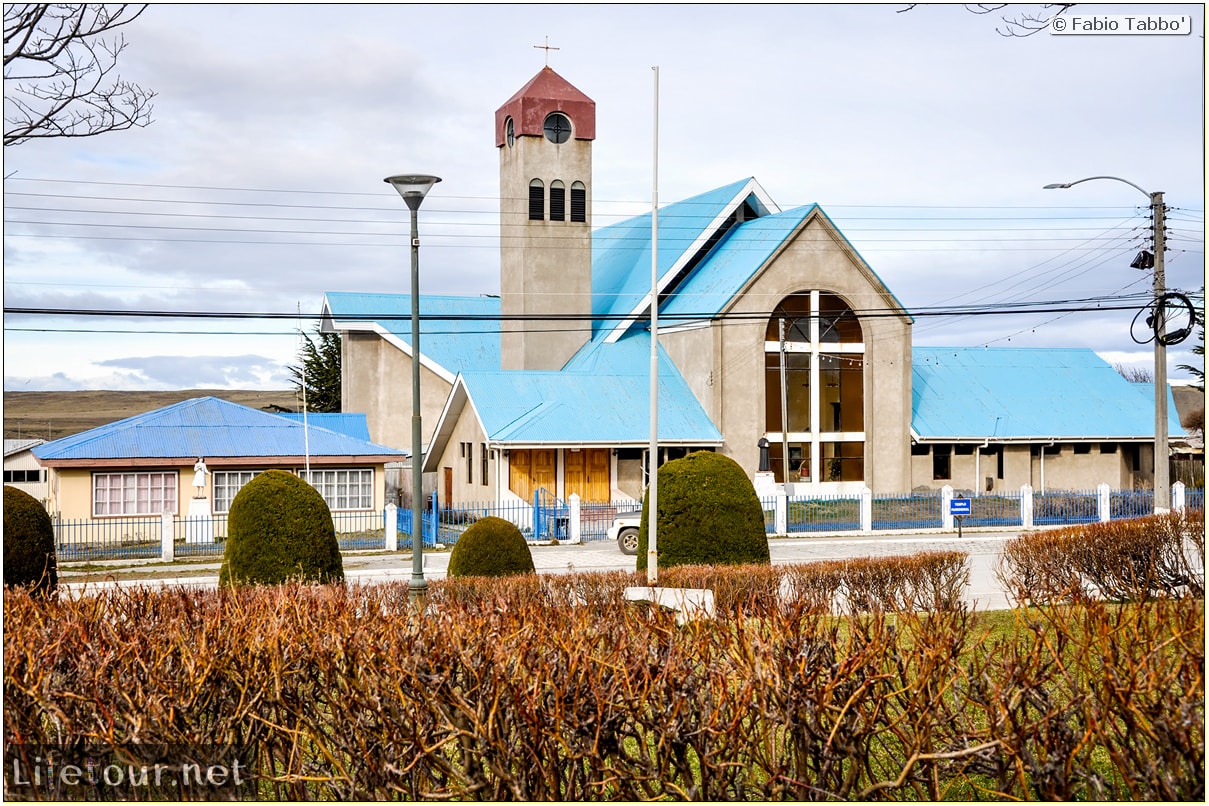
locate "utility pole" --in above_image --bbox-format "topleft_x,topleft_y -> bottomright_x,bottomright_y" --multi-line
1151,191 -> 1169,512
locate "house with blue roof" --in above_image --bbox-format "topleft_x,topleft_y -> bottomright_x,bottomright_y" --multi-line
323,66 -> 1179,507
32,397 -> 404,521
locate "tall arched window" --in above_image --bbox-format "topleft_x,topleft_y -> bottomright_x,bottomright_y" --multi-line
528,179 -> 544,221
764,291 -> 865,486
549,180 -> 566,221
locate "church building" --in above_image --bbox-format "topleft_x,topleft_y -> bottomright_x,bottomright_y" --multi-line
323,66 -> 1179,507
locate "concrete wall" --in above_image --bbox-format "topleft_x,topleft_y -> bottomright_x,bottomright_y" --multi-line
341,330 -> 453,452
499,135 -> 592,371
910,442 -> 1152,492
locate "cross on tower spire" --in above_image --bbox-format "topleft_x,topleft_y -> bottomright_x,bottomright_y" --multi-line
534,36 -> 559,66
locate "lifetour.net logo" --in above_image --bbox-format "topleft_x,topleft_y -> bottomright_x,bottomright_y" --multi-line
5,744 -> 256,801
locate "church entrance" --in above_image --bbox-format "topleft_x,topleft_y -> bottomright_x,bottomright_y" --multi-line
563,448 -> 610,502
508,449 -> 556,501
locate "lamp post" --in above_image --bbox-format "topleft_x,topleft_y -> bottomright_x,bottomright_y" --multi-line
385,173 -> 442,600
1044,176 -> 1169,512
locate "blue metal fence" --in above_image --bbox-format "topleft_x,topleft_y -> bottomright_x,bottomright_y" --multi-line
52,486 -> 1206,564
872,493 -> 941,531
55,515 -> 162,562
788,494 -> 861,533
55,509 -> 389,562
1033,489 -> 1100,526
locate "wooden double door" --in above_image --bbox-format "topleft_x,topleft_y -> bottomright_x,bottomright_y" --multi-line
509,448 -> 610,502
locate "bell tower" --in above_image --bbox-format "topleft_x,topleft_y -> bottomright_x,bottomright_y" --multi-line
495,67 -> 595,371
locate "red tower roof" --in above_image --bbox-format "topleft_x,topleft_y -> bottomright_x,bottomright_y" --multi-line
495,67 -> 596,146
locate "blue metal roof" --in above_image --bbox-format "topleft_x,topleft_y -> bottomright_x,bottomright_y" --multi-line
659,205 -> 817,321
33,397 -> 404,461
592,178 -> 769,335
464,333 -> 722,445
323,291 -> 500,375
911,347 -> 1182,439
274,412 -> 372,441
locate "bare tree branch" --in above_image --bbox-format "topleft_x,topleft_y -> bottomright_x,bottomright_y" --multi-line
897,3 -> 1077,37
3,4 -> 155,146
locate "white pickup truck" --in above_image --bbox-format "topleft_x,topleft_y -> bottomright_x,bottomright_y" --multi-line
606,509 -> 642,555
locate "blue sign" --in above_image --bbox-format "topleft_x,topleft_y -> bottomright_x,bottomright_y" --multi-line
949,497 -> 971,516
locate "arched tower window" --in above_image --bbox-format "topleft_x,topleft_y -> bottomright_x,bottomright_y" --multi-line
570,181 -> 586,222
763,291 -> 865,486
549,180 -> 566,222
528,179 -> 544,221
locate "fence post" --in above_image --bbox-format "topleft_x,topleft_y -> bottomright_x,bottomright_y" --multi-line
1020,484 -> 1034,529
860,486 -> 873,533
428,492 -> 438,547
1172,481 -> 1185,512
385,504 -> 398,552
1097,483 -> 1111,522
161,511 -> 174,562
941,485 -> 954,531
568,493 -> 582,544
775,490 -> 788,536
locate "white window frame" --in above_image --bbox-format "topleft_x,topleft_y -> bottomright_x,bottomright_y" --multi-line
298,468 -> 374,511
213,470 -> 261,514
92,471 -> 178,517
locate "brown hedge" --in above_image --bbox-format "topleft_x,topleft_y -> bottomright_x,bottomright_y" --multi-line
998,509 -> 1205,605
5,556 -> 1202,801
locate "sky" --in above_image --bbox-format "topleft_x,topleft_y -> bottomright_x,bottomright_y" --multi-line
2,2 -> 1205,393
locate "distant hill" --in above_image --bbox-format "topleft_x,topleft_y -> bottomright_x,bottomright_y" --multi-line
2,390 -> 302,441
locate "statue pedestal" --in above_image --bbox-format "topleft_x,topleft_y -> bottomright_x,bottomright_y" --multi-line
753,471 -> 780,498
185,496 -> 214,544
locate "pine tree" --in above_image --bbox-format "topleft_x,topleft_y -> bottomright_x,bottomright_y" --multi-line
1176,286 -> 1204,392
289,325 -> 341,412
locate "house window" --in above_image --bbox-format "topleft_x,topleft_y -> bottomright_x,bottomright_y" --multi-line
213,470 -> 260,514
481,442 -> 489,486
549,180 -> 566,221
93,471 -> 177,516
570,182 -> 586,222
4,469 -> 44,483
932,446 -> 951,481
763,291 -> 864,484
528,179 -> 544,220
465,442 -> 474,485
299,469 -> 374,511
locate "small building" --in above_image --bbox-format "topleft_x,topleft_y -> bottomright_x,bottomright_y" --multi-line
32,397 -> 404,521
4,438 -> 49,507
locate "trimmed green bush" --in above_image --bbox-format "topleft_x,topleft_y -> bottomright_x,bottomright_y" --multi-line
636,451 -> 770,571
219,470 -> 344,587
4,486 -> 58,596
447,516 -> 535,579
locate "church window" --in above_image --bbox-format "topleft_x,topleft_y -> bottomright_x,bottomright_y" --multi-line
528,179 -> 544,220
543,112 -> 572,144
932,446 -> 951,480
570,182 -> 586,222
549,180 -> 566,221
763,291 -> 865,485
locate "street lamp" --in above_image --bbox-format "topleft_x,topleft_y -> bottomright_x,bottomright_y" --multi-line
385,173 -> 442,600
1044,176 -> 1170,512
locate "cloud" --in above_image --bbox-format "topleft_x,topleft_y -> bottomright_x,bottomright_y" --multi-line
91,355 -> 293,389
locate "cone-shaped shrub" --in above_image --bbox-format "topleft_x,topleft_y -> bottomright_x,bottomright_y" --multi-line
3,485 -> 57,596
447,516 -> 535,578
219,470 -> 344,586
636,451 -> 770,570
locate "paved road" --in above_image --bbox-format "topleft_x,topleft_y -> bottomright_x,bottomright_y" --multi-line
62,529 -> 1018,610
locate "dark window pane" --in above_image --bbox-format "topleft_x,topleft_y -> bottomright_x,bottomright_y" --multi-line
528,181 -> 544,221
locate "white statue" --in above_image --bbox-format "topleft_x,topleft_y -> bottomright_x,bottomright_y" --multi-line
192,458 -> 209,497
